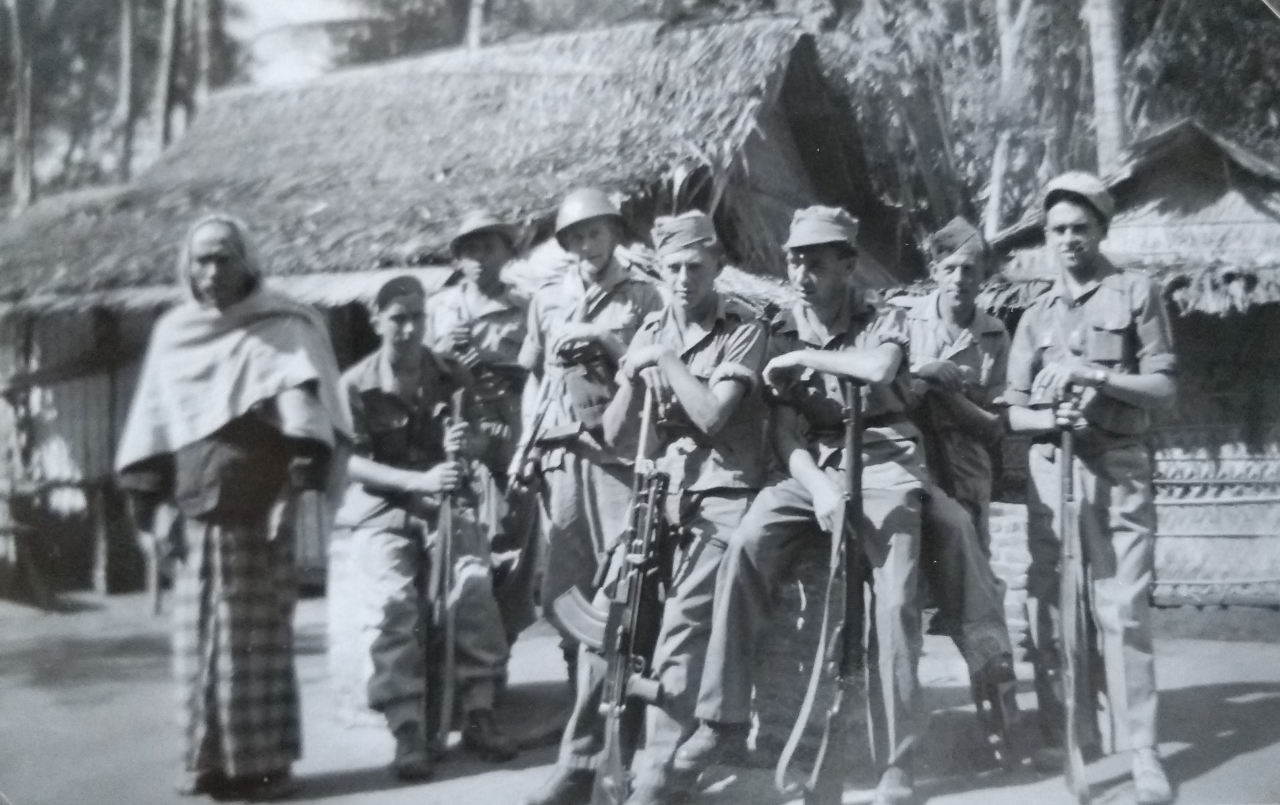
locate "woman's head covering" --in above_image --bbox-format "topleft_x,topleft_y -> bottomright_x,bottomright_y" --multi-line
177,214 -> 263,304
926,217 -> 988,266
652,211 -> 720,259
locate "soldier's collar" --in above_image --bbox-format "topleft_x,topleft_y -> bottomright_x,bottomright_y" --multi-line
664,292 -> 727,353
910,289 -> 1003,335
791,285 -> 873,346
1050,256 -> 1118,305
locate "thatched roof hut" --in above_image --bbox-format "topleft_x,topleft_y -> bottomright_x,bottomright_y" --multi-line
986,119 -> 1280,608
0,16 -> 912,318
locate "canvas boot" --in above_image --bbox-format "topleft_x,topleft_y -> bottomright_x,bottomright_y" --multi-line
518,766 -> 595,805
670,721 -> 749,774
1133,748 -> 1173,805
972,653 -> 1021,769
462,708 -> 519,762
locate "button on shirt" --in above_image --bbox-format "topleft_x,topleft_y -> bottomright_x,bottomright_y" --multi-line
335,347 -> 470,529
1004,257 -> 1176,448
771,288 -> 917,469
518,259 -> 664,462
623,294 -> 769,493
906,290 -> 1010,502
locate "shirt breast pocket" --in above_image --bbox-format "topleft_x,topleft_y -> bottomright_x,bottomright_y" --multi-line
1087,319 -> 1130,365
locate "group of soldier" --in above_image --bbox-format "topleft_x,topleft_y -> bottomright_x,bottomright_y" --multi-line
332,171 -> 1176,805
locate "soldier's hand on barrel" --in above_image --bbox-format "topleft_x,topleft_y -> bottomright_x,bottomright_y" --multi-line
917,359 -> 966,392
418,460 -> 464,494
811,476 -> 846,536
639,365 -> 671,399
763,352 -> 807,390
442,421 -> 471,456
1033,362 -> 1104,404
621,344 -> 674,381
553,323 -> 604,357
1054,396 -> 1087,430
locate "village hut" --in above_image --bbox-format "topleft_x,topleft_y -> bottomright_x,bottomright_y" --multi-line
987,118 -> 1280,608
0,16 -> 914,598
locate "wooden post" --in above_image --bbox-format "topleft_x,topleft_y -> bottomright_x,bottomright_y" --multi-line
1084,0 -> 1127,174
152,0 -> 181,151
116,0 -> 136,181
7,0 -> 36,213
91,485 -> 109,596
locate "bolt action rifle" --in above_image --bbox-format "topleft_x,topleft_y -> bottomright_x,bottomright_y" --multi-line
554,386 -> 670,805
776,378 -> 864,804
425,388 -> 466,752
1060,422 -> 1092,804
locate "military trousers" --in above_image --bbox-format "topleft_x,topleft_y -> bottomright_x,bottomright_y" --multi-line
327,517 -> 510,732
695,438 -> 926,771
538,450 -> 634,641
920,487 -> 1012,676
1025,440 -> 1158,752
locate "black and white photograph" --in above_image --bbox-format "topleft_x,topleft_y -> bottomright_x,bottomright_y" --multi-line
1,1 -> 1279,804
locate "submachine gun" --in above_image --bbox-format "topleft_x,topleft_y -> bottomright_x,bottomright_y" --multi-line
554,386 -> 671,805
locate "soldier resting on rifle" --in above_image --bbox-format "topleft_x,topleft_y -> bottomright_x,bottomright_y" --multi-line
1004,173 -> 1175,805
905,217 -> 1020,760
518,188 -> 664,805
677,206 -> 927,805
330,275 -> 517,781
427,210 -> 537,643
593,211 -> 769,805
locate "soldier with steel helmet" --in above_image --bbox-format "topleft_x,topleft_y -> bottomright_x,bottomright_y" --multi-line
516,188 -> 663,805
1004,172 -> 1175,805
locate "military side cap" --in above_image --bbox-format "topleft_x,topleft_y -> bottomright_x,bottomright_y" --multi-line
926,217 -> 987,264
652,210 -> 718,258
450,209 -> 518,256
782,205 -> 860,250
374,275 -> 426,310
1042,171 -> 1115,224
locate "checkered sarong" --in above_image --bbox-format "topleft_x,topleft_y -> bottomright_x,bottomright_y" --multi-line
171,517 -> 300,778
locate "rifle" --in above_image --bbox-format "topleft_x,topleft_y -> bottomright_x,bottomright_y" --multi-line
776,378 -> 864,805
1059,425 -> 1092,804
426,388 -> 466,751
554,386 -> 670,805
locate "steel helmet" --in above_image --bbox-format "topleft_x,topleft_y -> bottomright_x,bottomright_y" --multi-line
554,188 -> 623,243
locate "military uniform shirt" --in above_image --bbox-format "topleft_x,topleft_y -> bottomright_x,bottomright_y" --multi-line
771,287 -> 916,470
1004,257 -> 1176,448
518,259 -> 664,461
335,347 -> 473,529
906,290 -> 1010,502
425,281 -> 527,415
623,293 -> 769,492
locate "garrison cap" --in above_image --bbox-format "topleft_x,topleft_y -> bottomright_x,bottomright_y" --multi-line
450,209 -> 518,256
926,217 -> 988,265
1043,171 -> 1115,225
373,275 -> 426,311
652,211 -> 719,258
782,205 -> 860,250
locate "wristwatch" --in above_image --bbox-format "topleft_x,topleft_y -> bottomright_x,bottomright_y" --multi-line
1091,368 -> 1108,388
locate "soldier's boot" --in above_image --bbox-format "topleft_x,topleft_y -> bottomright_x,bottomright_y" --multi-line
624,758 -> 691,805
1132,748 -> 1174,805
391,721 -> 435,781
670,721 -> 749,774
462,708 -> 519,762
518,766 -> 595,805
972,653 -> 1021,769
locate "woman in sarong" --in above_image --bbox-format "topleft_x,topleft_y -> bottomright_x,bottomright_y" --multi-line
116,215 -> 351,800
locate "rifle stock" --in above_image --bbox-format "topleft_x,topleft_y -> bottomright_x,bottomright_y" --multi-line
775,379 -> 864,804
429,389 -> 466,750
1060,427 -> 1092,804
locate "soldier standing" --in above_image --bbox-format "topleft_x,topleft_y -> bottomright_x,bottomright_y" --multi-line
331,276 -> 518,781
1005,173 -> 1175,805
906,217 -> 1019,753
427,211 -> 536,641
677,206 -> 927,805
599,211 -> 769,804
519,189 -> 664,805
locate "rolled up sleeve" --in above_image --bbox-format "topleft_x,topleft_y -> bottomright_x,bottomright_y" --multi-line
1002,313 -> 1038,408
1135,280 -> 1177,376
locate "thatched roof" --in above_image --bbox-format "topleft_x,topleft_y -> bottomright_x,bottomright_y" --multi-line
991,119 -> 1280,316
0,17 -> 824,313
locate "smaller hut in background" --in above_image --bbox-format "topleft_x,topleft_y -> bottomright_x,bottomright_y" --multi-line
988,119 -> 1280,608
